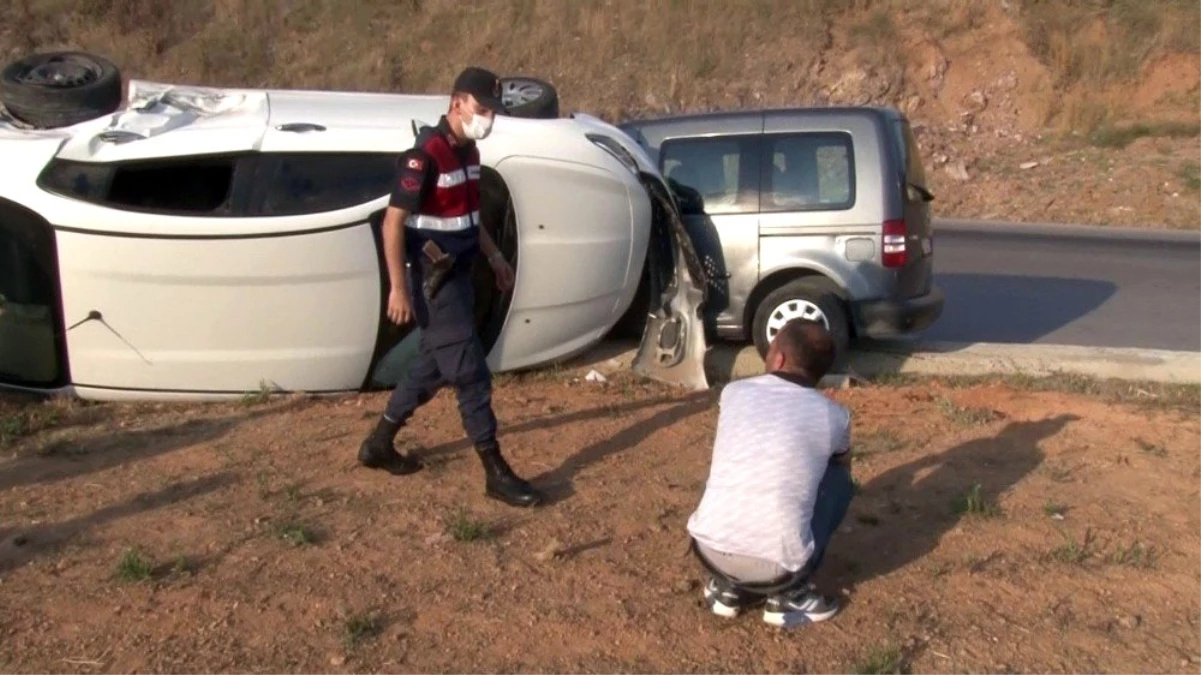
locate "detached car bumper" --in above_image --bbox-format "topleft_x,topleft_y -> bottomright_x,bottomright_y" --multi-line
852,285 -> 945,339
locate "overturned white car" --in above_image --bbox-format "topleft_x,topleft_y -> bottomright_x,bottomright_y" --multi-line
0,51 -> 709,401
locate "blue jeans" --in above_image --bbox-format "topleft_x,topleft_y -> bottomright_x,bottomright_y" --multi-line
694,462 -> 855,594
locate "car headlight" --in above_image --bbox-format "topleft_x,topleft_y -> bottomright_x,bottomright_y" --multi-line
586,133 -> 640,175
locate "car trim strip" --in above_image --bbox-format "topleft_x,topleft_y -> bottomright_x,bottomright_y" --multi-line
405,211 -> 480,232
51,220 -> 368,241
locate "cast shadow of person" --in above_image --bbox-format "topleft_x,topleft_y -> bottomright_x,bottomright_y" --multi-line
529,391 -> 715,506
824,413 -> 1080,592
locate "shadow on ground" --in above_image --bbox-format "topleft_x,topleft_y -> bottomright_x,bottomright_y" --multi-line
529,391 -> 715,505
824,414 -> 1079,591
416,391 -> 714,462
0,472 -> 238,574
0,399 -> 309,493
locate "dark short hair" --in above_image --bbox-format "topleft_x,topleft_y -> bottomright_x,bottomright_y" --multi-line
773,319 -> 836,379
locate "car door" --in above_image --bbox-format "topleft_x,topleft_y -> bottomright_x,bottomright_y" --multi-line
39,140 -> 404,395
657,134 -> 763,338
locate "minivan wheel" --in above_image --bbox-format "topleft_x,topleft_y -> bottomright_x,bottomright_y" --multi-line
752,277 -> 851,364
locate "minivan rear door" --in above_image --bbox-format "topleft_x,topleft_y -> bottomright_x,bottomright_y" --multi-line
890,115 -> 935,298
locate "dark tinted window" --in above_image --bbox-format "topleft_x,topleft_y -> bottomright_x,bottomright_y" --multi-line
39,157 -> 240,215
659,136 -> 760,215
259,154 -> 398,216
761,132 -> 855,212
0,202 -> 65,387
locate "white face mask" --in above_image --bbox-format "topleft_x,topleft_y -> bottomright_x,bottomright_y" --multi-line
462,110 -> 494,140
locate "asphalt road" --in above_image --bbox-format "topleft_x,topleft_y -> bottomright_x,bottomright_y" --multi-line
918,220 -> 1201,352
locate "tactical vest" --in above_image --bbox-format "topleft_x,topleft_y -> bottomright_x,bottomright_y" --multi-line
406,130 -> 480,233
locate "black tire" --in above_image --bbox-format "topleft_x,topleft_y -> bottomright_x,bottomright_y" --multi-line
499,76 -> 559,119
751,277 -> 851,366
1,51 -> 123,129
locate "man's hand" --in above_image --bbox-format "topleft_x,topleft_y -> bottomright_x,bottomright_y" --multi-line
490,254 -> 515,293
387,287 -> 414,325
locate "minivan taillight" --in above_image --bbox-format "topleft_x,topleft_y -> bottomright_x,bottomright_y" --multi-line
882,219 -> 907,268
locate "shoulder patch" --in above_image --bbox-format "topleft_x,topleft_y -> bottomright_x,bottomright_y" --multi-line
406,156 -> 424,171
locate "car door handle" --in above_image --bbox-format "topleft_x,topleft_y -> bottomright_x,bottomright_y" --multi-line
95,130 -> 144,144
275,123 -> 326,133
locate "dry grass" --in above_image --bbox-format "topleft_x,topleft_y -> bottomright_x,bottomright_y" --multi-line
2,0 -> 1193,128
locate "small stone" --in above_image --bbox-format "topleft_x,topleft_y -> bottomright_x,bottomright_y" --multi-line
534,539 -> 563,562
1020,161 -> 1040,170
944,161 -> 970,182
1117,614 -> 1141,629
673,579 -> 697,594
330,655 -> 346,666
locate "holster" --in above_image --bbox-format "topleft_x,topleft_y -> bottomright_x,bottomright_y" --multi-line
420,240 -> 455,300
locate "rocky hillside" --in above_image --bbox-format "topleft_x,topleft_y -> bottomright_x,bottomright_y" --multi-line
5,0 -> 1199,228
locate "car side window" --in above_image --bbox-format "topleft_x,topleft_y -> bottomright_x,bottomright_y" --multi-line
38,157 -> 246,216
258,154 -> 398,217
659,136 -> 759,215
761,132 -> 856,212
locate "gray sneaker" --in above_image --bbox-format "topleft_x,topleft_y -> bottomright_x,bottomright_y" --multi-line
702,577 -> 761,618
762,587 -> 842,626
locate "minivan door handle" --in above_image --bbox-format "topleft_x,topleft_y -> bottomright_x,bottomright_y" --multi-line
275,123 -> 326,133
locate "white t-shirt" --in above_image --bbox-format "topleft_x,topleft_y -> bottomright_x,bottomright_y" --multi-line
686,373 -> 851,572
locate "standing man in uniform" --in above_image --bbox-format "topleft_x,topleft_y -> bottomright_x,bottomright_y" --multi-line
357,66 -> 542,509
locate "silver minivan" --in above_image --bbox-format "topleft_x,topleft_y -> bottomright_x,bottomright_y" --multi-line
619,106 -> 945,359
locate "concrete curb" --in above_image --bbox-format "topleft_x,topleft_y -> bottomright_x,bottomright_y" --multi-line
565,339 -> 1201,386
935,218 -> 1201,244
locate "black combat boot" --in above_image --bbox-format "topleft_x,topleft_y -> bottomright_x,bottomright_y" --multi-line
358,417 -> 423,475
476,440 -> 542,507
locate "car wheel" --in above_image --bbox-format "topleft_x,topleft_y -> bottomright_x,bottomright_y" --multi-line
0,51 -> 124,129
752,277 -> 851,364
499,76 -> 559,119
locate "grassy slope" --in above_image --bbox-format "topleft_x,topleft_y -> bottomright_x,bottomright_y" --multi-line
3,0 -> 1199,226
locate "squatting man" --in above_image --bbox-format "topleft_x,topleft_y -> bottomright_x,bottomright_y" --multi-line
686,318 -> 855,626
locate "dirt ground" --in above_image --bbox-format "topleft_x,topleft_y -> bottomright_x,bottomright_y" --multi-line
1,371 -> 1199,674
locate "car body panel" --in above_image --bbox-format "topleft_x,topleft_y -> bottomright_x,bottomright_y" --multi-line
0,77 -> 710,400
55,224 -> 381,393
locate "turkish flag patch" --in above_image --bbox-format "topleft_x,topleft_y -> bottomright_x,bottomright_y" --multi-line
400,176 -> 421,192
406,157 -> 423,171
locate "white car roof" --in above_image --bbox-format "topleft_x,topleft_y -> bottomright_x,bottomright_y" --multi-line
0,78 -> 663,180
0,79 -> 459,162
